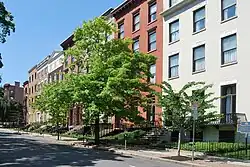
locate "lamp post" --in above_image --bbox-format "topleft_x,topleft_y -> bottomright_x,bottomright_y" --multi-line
191,102 -> 198,161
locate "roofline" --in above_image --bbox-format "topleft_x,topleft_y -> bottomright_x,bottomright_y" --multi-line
37,55 -> 51,70
60,34 -> 74,48
111,0 -> 133,16
60,7 -> 114,49
28,65 -> 37,73
161,0 -> 196,17
101,7 -> 114,17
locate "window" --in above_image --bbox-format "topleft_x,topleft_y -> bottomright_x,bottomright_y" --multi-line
133,12 -> 140,32
169,20 -> 179,43
222,0 -> 236,21
29,88 -> 31,94
221,84 -> 236,123
29,76 -> 31,83
193,45 -> 205,72
169,54 -> 179,78
32,75 -> 34,82
222,34 -> 237,65
150,64 -> 156,83
31,86 -> 33,94
133,38 -> 139,52
118,22 -> 124,39
148,30 -> 156,51
169,0 -> 179,7
149,2 -> 157,23
193,7 -> 205,32
35,73 -> 37,79
35,85 -> 37,92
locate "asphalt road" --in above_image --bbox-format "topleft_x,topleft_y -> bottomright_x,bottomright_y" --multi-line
0,129 -> 185,167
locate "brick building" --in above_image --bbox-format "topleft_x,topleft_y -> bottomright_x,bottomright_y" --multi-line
3,81 -> 25,123
27,65 -> 38,123
111,0 -> 164,127
23,81 -> 29,124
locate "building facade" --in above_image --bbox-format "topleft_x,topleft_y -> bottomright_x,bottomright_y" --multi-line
48,51 -> 64,83
162,0 -> 248,142
36,55 -> 50,122
111,0 -> 164,127
23,81 -> 29,124
4,82 -> 24,104
60,8 -> 114,127
27,65 -> 38,123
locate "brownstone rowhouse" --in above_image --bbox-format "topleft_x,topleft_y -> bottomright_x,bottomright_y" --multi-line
60,36 -> 83,127
111,0 -> 163,128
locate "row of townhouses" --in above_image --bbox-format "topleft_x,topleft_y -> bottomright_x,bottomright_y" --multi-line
24,0 -> 249,142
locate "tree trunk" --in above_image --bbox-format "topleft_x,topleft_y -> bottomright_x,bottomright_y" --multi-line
94,115 -> 100,145
177,128 -> 182,156
57,121 -> 60,140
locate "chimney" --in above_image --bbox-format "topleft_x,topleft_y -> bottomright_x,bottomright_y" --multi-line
15,81 -> 20,87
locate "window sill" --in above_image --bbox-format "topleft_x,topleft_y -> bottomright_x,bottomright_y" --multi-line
192,69 -> 205,75
147,49 -> 157,54
193,28 -> 206,35
148,19 -> 157,26
168,76 -> 179,80
221,16 -> 238,24
132,29 -> 140,34
221,61 -> 238,68
169,40 -> 180,45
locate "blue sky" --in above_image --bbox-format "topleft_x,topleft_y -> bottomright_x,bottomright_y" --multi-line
0,0 -> 123,85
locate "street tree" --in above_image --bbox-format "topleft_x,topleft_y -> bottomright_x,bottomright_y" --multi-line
157,81 -> 220,156
64,17 -> 157,144
34,81 -> 73,140
0,1 -> 15,69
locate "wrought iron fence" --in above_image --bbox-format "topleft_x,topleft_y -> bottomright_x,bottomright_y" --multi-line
165,138 -> 250,160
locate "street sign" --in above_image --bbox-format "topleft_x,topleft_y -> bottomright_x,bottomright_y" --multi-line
191,102 -> 199,121
238,122 -> 250,134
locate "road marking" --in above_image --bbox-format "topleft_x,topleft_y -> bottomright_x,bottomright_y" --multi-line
129,165 -> 136,167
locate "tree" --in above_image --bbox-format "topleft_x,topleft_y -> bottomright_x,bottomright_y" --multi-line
34,82 -> 72,140
157,81 -> 220,156
0,1 -> 15,44
64,17 -> 157,144
0,1 -> 15,80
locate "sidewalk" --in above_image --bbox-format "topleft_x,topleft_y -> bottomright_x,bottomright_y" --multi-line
76,144 -> 250,167
3,128 -> 250,167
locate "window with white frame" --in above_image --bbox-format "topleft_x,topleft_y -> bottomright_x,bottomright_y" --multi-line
148,30 -> 156,51
169,20 -> 179,43
149,2 -> 157,23
193,7 -> 205,32
169,0 -> 179,7
118,22 -> 124,39
169,54 -> 179,78
133,12 -> 140,32
133,37 -> 139,52
150,64 -> 156,83
193,45 -> 205,72
222,34 -> 237,65
222,0 -> 236,21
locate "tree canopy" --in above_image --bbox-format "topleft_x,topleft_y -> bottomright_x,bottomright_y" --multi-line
157,81 -> 220,156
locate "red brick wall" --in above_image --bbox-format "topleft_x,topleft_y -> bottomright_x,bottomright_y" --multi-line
113,0 -> 163,127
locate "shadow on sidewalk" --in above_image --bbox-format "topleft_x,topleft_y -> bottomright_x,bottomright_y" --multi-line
0,132 -> 132,167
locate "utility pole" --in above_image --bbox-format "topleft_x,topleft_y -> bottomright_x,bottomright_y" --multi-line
191,102 -> 198,161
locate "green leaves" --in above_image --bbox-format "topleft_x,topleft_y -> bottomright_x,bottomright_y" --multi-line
158,81 -> 220,131
0,2 -> 15,44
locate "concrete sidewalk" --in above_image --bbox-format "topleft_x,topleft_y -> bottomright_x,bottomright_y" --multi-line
85,145 -> 250,167
3,128 -> 250,167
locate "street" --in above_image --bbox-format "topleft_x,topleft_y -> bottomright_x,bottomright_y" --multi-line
0,129 -> 185,167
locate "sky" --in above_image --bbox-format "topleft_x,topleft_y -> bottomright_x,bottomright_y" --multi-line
0,0 -> 123,85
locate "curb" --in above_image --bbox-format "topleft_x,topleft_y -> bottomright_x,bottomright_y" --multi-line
93,147 -> 206,167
